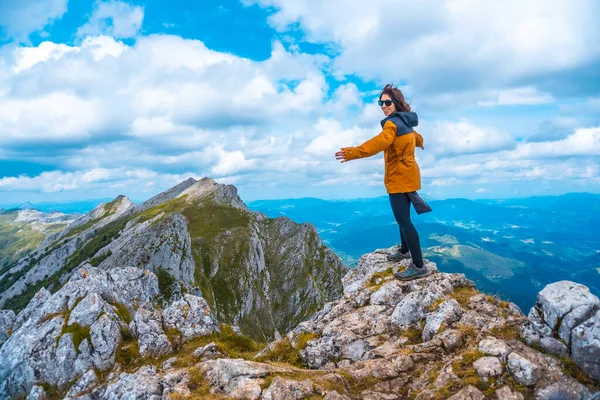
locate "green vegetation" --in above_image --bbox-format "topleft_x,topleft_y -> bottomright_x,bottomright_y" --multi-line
448,286 -> 479,308
108,301 -> 133,324
255,332 -> 319,367
58,323 -> 91,354
157,267 -> 177,301
3,216 -> 130,313
0,211 -> 68,267
402,327 -> 424,345
367,267 -> 394,292
115,326 -> 141,370
89,250 -> 112,267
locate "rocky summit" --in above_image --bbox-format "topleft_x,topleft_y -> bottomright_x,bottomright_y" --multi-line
1,243 -> 599,399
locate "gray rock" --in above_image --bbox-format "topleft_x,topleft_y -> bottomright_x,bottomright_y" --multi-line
193,342 -> 223,360
536,281 -> 600,344
571,309 -> 600,382
89,314 -> 121,371
422,298 -> 463,341
100,365 -> 163,399
129,307 -> 172,357
65,369 -> 98,397
14,288 -> 51,330
495,386 -> 524,400
161,357 -> 177,370
508,352 -> 542,386
162,294 -> 220,340
0,309 -> 16,346
26,385 -> 46,400
535,377 -> 593,400
473,356 -> 503,380
478,336 -> 511,361
447,385 -> 484,400
369,280 -> 405,306
300,335 -> 340,369
260,376 -> 314,399
68,293 -> 106,327
435,329 -> 465,352
199,359 -> 294,399
391,286 -> 445,330
539,336 -> 569,357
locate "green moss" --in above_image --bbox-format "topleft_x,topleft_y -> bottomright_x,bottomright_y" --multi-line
156,267 -> 176,301
58,323 -> 91,354
39,382 -> 61,400
559,356 -> 598,386
109,301 -> 133,324
115,327 -> 140,371
402,327 -> 423,344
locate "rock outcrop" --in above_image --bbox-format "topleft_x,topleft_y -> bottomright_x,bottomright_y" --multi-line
0,246 -> 599,399
521,280 -> 600,382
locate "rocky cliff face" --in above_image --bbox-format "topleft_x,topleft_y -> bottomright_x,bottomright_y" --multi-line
0,178 -> 346,342
1,246 -> 598,399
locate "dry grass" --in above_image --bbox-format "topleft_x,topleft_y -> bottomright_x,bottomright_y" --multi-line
488,323 -> 520,341
448,287 -> 479,308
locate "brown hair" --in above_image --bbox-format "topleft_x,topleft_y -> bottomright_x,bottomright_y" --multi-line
379,83 -> 411,112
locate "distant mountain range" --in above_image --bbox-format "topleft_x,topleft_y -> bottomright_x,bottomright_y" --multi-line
248,192 -> 600,312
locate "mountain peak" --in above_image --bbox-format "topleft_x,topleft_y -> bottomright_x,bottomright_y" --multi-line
17,201 -> 35,210
136,177 -> 199,212
178,177 -> 247,210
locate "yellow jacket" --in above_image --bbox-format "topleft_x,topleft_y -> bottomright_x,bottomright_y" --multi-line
343,120 -> 424,194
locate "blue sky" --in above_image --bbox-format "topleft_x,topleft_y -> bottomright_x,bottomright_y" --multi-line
0,0 -> 599,207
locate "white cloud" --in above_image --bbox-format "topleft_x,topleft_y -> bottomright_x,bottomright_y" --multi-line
77,0 -> 144,39
247,0 -> 600,104
425,120 -> 515,156
478,86 -> 554,106
0,0 -> 68,41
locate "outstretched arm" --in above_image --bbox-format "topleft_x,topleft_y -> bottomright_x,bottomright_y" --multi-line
337,122 -> 396,162
414,130 -> 425,150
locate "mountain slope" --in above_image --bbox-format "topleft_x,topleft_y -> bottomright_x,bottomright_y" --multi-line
0,178 -> 346,341
0,208 -> 77,269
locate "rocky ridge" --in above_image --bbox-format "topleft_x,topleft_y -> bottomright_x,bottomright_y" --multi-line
1,247 -> 598,399
0,177 -> 346,342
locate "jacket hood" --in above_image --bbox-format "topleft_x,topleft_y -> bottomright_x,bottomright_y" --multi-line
380,111 -> 419,135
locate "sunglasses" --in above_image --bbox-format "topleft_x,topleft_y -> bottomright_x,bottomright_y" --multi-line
378,99 -> 394,107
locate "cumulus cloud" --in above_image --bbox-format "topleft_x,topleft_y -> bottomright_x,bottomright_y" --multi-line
77,0 -> 144,39
246,0 -> 600,105
0,0 -> 68,41
425,120 -> 516,156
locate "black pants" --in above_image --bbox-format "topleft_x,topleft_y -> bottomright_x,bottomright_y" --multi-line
389,193 -> 424,268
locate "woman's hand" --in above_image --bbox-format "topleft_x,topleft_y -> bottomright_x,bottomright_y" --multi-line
335,148 -> 348,163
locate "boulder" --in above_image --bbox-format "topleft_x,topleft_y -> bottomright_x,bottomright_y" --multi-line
129,307 -> 172,357
571,309 -> 600,382
162,294 -> 220,340
507,353 -> 542,386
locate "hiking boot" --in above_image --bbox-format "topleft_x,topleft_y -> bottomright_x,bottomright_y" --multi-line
394,264 -> 430,281
387,249 -> 411,261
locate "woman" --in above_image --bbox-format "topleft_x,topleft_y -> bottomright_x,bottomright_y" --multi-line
335,84 -> 430,281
